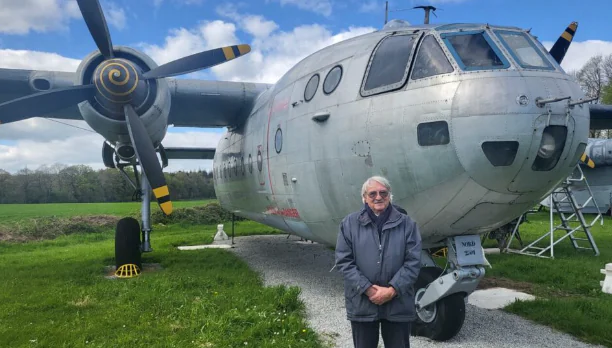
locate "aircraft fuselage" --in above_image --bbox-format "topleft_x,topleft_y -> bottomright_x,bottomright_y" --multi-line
212,23 -> 589,248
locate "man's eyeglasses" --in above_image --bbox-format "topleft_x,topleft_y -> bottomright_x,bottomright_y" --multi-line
367,190 -> 389,199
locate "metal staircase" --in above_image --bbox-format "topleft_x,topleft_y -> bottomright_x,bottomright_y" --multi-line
505,164 -> 602,258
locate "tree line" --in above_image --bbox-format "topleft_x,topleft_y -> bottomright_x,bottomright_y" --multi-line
0,164 -> 215,204
571,53 -> 612,138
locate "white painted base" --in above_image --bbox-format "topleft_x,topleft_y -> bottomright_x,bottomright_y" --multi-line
177,244 -> 232,250
468,287 -> 535,309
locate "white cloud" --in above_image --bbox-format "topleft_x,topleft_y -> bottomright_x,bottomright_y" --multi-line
146,10 -> 376,83
0,131 -> 106,173
542,40 -> 612,73
0,0 -> 80,35
0,122 -> 222,173
103,2 -> 127,31
0,49 -> 80,71
270,0 -> 333,16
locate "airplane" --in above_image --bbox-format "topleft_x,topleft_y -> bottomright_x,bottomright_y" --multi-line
2,0 -> 612,342
540,137 -> 612,215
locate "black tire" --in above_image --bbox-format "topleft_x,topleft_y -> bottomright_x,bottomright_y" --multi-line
115,217 -> 142,270
411,267 -> 466,341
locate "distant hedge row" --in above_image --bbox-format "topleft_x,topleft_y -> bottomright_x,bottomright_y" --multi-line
0,202 -> 241,242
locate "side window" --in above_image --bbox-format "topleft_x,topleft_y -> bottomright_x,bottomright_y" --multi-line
417,121 -> 450,146
304,74 -> 319,102
323,65 -> 342,94
411,35 -> 454,80
361,34 -> 417,96
441,31 -> 509,70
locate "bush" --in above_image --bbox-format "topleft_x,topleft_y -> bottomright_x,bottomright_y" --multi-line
149,202 -> 245,225
0,215 -> 119,242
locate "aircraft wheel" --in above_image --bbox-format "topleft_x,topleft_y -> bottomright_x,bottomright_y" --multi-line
411,267 -> 466,341
115,217 -> 142,271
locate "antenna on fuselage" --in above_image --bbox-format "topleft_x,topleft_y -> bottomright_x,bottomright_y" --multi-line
385,2 -> 438,25
413,5 -> 438,24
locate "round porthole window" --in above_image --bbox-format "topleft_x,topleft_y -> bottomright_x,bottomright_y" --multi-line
323,65 -> 342,94
304,74 -> 319,102
275,127 -> 283,153
257,149 -> 263,172
248,154 -> 253,174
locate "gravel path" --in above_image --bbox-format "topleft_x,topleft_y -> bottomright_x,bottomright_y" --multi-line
227,234 -> 603,348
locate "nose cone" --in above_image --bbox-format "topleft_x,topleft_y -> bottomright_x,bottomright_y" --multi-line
451,76 -> 589,194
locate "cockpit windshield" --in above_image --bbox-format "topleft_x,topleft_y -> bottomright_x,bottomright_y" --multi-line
494,30 -> 554,70
441,31 -> 509,70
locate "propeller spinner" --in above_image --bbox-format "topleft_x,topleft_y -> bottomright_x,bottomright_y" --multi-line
0,0 -> 252,216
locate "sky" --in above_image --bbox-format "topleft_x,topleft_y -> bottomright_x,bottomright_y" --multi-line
1,0 -> 612,174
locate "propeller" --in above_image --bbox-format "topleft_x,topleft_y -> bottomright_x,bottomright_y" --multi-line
580,152 -> 595,169
124,105 -> 172,215
0,85 -> 95,124
549,22 -> 578,65
0,0 -> 252,215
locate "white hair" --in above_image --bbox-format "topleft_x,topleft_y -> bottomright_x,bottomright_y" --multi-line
361,176 -> 393,203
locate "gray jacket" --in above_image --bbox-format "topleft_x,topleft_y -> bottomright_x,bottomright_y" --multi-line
335,205 -> 422,322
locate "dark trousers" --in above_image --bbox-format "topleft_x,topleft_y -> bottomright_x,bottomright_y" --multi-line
351,320 -> 411,348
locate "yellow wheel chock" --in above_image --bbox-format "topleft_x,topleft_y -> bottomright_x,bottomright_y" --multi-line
115,264 -> 141,278
432,247 -> 447,258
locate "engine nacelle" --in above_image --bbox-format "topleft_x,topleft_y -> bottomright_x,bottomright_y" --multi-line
587,138 -> 612,167
75,46 -> 171,148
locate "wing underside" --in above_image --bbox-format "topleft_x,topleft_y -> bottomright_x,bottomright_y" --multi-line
588,104 -> 612,130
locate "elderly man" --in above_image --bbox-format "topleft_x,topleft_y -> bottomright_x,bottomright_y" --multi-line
335,176 -> 422,348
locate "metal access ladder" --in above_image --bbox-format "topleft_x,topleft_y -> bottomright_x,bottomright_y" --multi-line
505,164 -> 602,258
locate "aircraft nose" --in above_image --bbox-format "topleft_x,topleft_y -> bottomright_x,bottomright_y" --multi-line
451,77 -> 589,195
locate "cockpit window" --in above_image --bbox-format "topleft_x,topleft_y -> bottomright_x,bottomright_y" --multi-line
411,35 -> 454,80
495,30 -> 554,70
441,31 -> 509,71
361,33 -> 417,96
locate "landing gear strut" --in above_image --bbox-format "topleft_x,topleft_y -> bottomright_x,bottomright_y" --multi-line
412,235 -> 487,341
104,139 -> 168,274
412,267 -> 466,341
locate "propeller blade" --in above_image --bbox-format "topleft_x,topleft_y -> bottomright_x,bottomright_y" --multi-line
580,152 -> 595,168
142,44 -> 251,79
549,21 -> 578,65
0,85 -> 95,124
76,0 -> 114,59
124,104 -> 173,216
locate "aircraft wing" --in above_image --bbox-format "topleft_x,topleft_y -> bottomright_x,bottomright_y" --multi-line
0,68 -> 83,121
0,68 -> 272,127
163,147 -> 215,160
166,79 -> 272,127
588,104 -> 612,130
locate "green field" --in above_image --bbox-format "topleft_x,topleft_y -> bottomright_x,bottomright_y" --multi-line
0,200 -> 214,222
0,202 -> 323,348
1,202 -> 612,347
482,211 -> 612,347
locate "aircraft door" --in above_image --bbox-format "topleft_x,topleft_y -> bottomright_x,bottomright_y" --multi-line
264,84 -> 299,232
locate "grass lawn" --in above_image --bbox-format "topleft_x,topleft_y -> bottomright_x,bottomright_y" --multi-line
0,200 -> 214,222
0,219 -> 323,348
481,211 -> 612,347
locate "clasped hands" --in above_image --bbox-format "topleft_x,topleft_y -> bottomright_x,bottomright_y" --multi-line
365,285 -> 396,305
